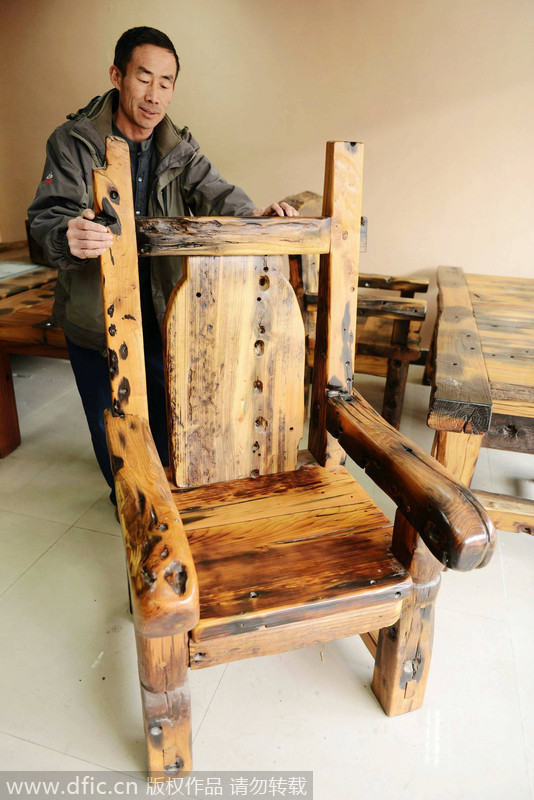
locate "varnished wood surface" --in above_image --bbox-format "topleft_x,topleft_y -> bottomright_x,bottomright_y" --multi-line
165,255 -> 305,487
0,282 -> 67,356
428,266 -> 492,434
326,390 -> 496,570
0,266 -> 57,300
105,412 -> 199,637
168,463 -> 412,641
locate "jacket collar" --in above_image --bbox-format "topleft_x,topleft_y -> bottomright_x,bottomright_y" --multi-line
69,89 -> 195,169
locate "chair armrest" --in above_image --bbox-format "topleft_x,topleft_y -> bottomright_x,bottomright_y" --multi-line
105,410 -> 200,637
326,391 -> 496,570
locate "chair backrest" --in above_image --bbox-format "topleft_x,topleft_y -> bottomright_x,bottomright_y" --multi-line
164,254 -> 305,487
93,138 -> 364,481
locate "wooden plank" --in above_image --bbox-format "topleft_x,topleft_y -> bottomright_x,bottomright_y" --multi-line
93,136 -> 149,419
0,283 -> 67,355
358,274 -> 429,294
309,141 -> 364,465
136,631 -> 192,779
136,215 -> 332,257
482,413 -> 534,453
356,297 -> 426,321
171,462 -> 379,529
427,266 -> 492,435
105,412 -> 199,638
190,603 -> 401,669
474,490 -> 534,535
326,390 -> 495,570
165,255 -> 304,487
0,267 -> 57,299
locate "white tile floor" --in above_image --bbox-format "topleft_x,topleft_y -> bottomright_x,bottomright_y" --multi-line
1,358 -> 533,799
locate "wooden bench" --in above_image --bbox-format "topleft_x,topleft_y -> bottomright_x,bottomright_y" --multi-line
426,265 -> 534,535
0,246 -> 67,456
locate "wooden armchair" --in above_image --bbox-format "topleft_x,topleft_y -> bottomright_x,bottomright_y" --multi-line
94,138 -> 495,780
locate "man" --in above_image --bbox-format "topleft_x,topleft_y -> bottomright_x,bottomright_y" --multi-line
28,26 -> 297,505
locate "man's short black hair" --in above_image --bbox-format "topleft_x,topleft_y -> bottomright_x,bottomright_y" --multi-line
114,27 -> 180,80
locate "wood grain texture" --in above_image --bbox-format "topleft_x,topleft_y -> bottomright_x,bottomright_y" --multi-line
94,137 -> 148,419
482,413 -> 534,454
0,282 -> 67,357
136,215 -> 332,256
165,255 -> 304,487
0,266 -> 57,300
136,631 -> 192,779
430,429 -> 483,486
309,141 -> 364,465
466,273 -> 534,411
105,412 -> 199,637
169,463 -> 411,642
189,602 -> 401,669
428,266 -> 492,434
372,513 -> 443,715
474,490 -> 534,535
326,390 -> 496,570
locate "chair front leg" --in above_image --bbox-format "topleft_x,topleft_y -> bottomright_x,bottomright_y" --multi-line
372,512 -> 443,715
135,631 -> 193,780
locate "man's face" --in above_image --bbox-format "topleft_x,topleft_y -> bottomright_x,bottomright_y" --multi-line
110,44 -> 177,141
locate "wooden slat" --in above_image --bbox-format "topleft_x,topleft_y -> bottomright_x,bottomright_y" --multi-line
165,255 -> 305,487
190,604 -> 399,669
94,137 -> 149,420
466,273 -> 534,409
474,490 -> 534,535
136,215 -> 332,257
357,297 -> 426,321
427,266 -> 492,435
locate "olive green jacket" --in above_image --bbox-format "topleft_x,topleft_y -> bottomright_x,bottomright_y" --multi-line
28,89 -> 255,352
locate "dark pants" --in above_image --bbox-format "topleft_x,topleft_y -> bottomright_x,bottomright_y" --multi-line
66,329 -> 169,505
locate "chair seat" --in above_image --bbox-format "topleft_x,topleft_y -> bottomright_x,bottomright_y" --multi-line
170,461 -> 412,663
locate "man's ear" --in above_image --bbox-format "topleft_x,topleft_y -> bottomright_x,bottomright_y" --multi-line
109,64 -> 122,90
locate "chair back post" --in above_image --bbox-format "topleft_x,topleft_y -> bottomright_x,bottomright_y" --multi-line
308,141 -> 364,465
93,136 -> 149,419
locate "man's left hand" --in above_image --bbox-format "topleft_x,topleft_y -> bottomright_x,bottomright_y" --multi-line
252,202 -> 299,217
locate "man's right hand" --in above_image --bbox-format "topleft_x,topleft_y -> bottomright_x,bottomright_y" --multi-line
66,208 -> 114,259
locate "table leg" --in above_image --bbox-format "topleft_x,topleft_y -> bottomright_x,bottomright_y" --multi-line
431,429 -> 483,487
0,346 -> 21,457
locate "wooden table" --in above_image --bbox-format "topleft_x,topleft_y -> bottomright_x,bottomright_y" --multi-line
427,266 -> 534,534
0,248 -> 67,457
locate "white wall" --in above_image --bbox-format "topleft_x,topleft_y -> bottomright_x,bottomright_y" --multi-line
1,0 -> 532,287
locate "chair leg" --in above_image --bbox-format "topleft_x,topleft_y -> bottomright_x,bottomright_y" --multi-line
135,631 -> 193,780
371,513 -> 443,715
381,352 -> 409,429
